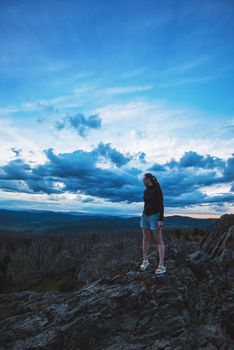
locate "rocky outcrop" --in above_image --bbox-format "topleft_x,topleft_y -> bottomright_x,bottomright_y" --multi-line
49,249 -> 78,273
0,235 -> 233,350
76,243 -> 131,283
200,214 -> 234,259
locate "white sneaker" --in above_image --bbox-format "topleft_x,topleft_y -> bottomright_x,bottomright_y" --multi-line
155,265 -> 166,275
140,260 -> 149,271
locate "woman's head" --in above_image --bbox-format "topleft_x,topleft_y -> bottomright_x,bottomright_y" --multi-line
143,173 -> 159,187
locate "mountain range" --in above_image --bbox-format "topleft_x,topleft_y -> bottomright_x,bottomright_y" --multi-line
0,209 -> 217,229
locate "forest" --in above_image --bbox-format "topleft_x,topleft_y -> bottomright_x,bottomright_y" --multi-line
0,224 -> 205,293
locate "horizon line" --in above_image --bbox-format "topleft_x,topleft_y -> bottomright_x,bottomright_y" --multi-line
0,207 -> 222,219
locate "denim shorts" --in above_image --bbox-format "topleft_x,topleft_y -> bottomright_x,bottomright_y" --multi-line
140,213 -> 160,230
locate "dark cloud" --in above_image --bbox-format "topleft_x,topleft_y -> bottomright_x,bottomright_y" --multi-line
159,168 -> 226,203
41,147 -> 97,177
0,144 -> 136,200
138,152 -> 146,164
231,182 -> 234,192
95,143 -> 132,167
55,120 -> 66,130
164,190 -> 207,208
148,163 -> 166,172
125,167 -> 142,176
11,148 -> 22,157
204,193 -> 234,204
0,180 -> 31,193
0,149 -> 233,208
58,166 -> 141,203
166,193 -> 234,208
165,158 -> 178,169
223,153 -> 234,182
55,112 -> 102,136
166,151 -> 225,170
26,178 -> 62,194
0,160 -> 32,180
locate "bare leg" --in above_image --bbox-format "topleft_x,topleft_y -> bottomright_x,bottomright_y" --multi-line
152,227 -> 165,266
142,228 -> 151,260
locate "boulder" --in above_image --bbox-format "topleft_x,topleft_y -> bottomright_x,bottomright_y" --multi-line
200,214 -> 234,258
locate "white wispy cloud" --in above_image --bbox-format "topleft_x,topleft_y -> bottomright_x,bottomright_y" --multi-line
0,83 -> 154,116
158,75 -> 216,88
117,68 -> 146,79
162,56 -> 211,75
101,85 -> 154,95
0,119 -> 47,166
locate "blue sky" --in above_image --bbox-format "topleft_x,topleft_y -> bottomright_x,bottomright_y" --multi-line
0,0 -> 233,217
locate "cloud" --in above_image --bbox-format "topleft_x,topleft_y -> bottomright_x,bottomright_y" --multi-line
159,167 -> 227,201
165,151 -> 225,170
102,85 -> 153,95
148,163 -> 166,172
0,159 -> 32,180
55,120 -> 66,130
0,148 -> 233,209
180,151 -> 224,169
0,144 -> 137,200
95,143 -> 132,167
231,182 -> 234,192
138,152 -> 147,164
82,197 -> 95,203
55,112 -> 102,136
158,76 -> 216,88
11,147 -> 22,157
0,180 -> 31,194
223,153 -> 234,182
26,178 -> 62,194
223,124 -> 234,133
162,56 -> 211,76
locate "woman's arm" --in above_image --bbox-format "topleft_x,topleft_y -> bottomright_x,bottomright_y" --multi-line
158,186 -> 164,225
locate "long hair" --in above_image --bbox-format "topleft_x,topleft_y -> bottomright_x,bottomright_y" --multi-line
144,173 -> 160,188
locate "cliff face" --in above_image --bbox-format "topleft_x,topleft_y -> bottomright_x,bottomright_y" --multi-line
0,215 -> 233,350
200,214 -> 234,259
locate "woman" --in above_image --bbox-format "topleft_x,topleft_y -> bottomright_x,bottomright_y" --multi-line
140,173 -> 166,275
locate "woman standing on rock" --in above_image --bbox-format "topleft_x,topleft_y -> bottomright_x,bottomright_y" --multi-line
140,173 -> 166,275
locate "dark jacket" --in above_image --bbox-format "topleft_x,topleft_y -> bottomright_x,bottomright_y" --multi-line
143,184 -> 164,221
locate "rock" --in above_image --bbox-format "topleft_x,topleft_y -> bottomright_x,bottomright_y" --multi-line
199,343 -> 217,350
0,216 -> 234,349
186,250 -> 210,262
12,328 -> 59,350
200,214 -> 234,258
102,344 -> 143,350
49,249 -> 78,273
76,243 -> 130,283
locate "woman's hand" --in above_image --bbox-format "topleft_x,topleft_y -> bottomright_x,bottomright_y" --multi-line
157,221 -> 163,229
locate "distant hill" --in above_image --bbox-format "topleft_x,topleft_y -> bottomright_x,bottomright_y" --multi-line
163,215 -> 216,228
0,209 -> 217,230
0,209 -> 83,225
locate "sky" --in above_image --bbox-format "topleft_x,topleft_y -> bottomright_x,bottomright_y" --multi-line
0,0 -> 233,218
